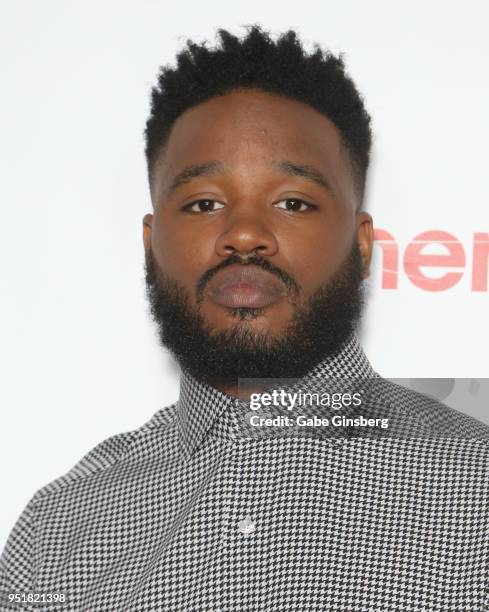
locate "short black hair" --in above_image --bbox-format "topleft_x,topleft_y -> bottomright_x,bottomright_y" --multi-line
145,25 -> 372,201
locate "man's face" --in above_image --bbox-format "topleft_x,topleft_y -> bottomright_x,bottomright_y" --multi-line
143,89 -> 373,387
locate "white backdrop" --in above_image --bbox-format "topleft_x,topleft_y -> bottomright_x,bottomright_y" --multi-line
1,0 -> 488,549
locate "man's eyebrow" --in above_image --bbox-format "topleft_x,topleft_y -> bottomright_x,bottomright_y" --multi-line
167,161 -> 226,196
275,161 -> 334,195
165,159 -> 334,197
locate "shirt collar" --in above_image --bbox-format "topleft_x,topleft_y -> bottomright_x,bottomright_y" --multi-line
176,333 -> 377,460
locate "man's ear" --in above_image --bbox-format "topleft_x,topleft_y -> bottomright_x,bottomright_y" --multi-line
143,213 -> 153,254
355,211 -> 374,279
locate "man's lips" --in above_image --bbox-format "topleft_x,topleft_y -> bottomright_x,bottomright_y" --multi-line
206,264 -> 288,309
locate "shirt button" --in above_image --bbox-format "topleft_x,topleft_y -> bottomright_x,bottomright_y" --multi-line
237,516 -> 256,535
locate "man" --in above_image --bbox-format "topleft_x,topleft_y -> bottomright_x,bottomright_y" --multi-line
2,26 -> 488,611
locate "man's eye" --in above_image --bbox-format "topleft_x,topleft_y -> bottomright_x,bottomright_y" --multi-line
184,200 -> 225,213
274,198 -> 314,212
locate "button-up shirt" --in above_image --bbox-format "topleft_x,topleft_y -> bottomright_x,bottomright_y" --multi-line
1,334 -> 489,611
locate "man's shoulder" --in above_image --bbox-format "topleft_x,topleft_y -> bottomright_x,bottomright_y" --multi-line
31,403 -> 179,506
368,376 -> 489,439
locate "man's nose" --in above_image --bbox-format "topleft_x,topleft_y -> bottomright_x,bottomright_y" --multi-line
215,206 -> 279,257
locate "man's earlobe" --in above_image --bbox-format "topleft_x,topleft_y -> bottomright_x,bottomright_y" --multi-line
142,213 -> 153,253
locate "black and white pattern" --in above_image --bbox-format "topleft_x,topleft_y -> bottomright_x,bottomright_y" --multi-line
1,333 -> 489,611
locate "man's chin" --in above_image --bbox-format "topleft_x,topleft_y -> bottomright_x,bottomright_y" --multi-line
199,297 -> 295,334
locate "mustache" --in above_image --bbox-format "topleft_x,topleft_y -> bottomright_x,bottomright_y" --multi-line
196,254 -> 300,303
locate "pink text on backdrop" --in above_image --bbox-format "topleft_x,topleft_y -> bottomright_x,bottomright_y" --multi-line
373,230 -> 488,291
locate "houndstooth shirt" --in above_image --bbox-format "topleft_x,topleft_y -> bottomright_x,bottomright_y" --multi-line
2,334 -> 489,612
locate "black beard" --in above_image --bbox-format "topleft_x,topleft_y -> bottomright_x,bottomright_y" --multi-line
144,243 -> 366,387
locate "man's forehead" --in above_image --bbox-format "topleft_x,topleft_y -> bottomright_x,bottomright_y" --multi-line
167,91 -> 341,146
151,90 -> 358,207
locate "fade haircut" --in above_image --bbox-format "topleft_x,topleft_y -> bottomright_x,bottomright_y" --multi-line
145,25 -> 372,202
